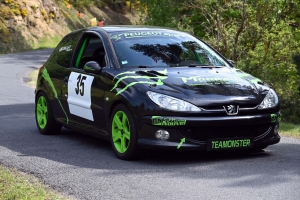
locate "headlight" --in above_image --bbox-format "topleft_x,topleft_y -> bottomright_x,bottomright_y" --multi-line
147,91 -> 201,112
258,89 -> 279,109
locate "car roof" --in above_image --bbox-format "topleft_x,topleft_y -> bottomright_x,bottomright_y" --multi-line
83,25 -> 183,34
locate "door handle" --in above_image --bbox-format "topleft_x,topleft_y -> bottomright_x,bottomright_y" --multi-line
64,76 -> 68,84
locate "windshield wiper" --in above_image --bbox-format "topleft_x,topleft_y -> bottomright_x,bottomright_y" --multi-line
138,65 -> 152,68
188,64 -> 224,68
187,64 -> 209,67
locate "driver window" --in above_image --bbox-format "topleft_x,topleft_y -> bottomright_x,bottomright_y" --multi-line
75,34 -> 106,69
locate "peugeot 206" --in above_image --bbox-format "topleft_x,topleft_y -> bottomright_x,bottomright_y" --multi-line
35,26 -> 281,160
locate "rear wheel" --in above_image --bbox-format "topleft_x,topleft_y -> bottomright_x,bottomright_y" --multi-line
110,104 -> 138,160
35,92 -> 62,135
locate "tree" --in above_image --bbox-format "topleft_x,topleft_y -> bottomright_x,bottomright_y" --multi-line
140,0 -> 300,122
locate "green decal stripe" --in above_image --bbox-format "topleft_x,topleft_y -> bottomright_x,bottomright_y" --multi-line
113,71 -> 136,81
111,75 -> 167,92
116,80 -> 164,96
177,138 -> 186,149
157,69 -> 168,75
76,37 -> 89,68
236,73 -> 262,83
42,67 -> 69,124
111,69 -> 168,95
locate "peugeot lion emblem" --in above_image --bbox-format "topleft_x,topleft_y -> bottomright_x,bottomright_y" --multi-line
223,105 -> 239,115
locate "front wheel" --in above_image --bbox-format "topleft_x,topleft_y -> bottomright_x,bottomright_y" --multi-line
110,104 -> 138,160
35,91 -> 62,135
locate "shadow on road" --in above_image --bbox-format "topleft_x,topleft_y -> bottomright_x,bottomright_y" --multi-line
0,102 -> 299,187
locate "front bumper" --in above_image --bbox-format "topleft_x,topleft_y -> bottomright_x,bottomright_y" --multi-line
136,112 -> 281,150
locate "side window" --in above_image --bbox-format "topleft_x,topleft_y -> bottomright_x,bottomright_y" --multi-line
56,32 -> 81,68
75,34 -> 107,69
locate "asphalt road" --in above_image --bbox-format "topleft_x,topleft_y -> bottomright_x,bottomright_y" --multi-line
0,49 -> 299,200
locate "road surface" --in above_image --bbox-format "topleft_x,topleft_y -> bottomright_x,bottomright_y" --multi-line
0,49 -> 299,200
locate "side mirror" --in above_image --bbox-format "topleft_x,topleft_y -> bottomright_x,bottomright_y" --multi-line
227,60 -> 236,68
83,61 -> 101,74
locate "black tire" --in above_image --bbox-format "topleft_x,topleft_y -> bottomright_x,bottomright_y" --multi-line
110,104 -> 138,160
35,91 -> 62,135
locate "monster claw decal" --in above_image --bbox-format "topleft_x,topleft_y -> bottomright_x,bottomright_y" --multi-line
113,71 -> 136,81
111,69 -> 168,95
42,67 -> 69,124
116,80 -> 164,96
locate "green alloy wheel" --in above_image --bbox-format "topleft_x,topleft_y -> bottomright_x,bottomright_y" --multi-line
35,92 -> 62,135
111,104 -> 138,160
36,95 -> 48,129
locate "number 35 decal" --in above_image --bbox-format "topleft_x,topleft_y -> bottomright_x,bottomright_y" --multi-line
75,74 -> 87,96
67,72 -> 94,121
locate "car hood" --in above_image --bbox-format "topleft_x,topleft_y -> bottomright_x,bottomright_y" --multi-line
110,67 -> 270,107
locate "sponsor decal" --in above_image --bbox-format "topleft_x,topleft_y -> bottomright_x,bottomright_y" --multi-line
209,138 -> 252,150
179,71 -> 262,87
236,72 -> 262,84
270,113 -> 282,123
41,67 -> 69,124
152,116 -> 186,126
111,32 -> 185,41
180,76 -> 237,85
59,45 -> 72,52
111,69 -> 168,96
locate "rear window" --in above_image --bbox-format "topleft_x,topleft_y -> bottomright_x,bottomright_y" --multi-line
56,32 -> 82,68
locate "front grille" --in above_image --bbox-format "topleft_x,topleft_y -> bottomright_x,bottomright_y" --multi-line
178,124 -> 271,142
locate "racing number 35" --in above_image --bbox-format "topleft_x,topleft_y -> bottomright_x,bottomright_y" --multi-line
76,74 -> 87,96
67,72 -> 95,121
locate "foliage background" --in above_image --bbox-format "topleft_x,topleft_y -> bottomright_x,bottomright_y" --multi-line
140,0 -> 300,123
0,0 -> 299,123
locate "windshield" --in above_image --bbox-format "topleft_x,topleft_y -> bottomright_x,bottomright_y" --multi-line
110,31 -> 230,68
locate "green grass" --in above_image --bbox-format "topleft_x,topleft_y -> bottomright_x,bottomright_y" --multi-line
279,122 -> 300,139
0,166 -> 67,200
33,35 -> 62,50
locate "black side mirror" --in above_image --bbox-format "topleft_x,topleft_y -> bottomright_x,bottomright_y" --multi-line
83,61 -> 101,74
227,60 -> 236,67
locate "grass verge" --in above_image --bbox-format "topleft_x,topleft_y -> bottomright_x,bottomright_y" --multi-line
279,122 -> 300,139
33,35 -> 62,50
26,69 -> 39,88
0,165 -> 67,200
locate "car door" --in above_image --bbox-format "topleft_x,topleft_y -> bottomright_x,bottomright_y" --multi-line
61,32 -> 108,134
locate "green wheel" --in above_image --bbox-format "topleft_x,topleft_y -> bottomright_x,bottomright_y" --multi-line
35,92 -> 62,135
110,104 -> 138,160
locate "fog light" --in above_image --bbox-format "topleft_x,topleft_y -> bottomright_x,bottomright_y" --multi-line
155,130 -> 170,140
274,124 -> 279,135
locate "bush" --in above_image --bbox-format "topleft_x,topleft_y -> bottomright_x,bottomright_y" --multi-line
0,5 -> 14,19
11,8 -> 20,15
49,12 -> 55,19
30,5 -> 38,12
4,0 -> 14,4
20,8 -> 27,17
0,20 -> 10,43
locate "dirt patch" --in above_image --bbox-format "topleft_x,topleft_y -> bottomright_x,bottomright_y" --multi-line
0,0 -> 140,54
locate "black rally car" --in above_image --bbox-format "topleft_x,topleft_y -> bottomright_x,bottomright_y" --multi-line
35,26 -> 281,160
